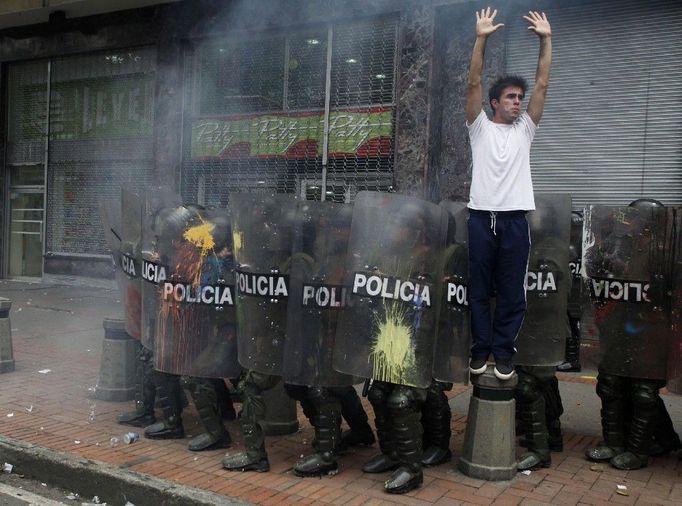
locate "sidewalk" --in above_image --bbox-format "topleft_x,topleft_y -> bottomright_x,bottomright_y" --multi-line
1,279 -> 681,506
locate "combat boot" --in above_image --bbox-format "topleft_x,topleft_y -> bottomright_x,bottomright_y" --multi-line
587,373 -> 627,462
421,446 -> 451,466
294,452 -> 338,477
610,451 -> 648,470
335,386 -> 375,453
222,452 -> 270,472
586,442 -> 624,461
117,346 -> 156,427
145,372 -> 184,439
221,416 -> 270,472
421,380 -> 452,467
294,387 -> 341,477
363,382 -> 399,474
516,369 -> 551,471
145,417 -> 184,439
223,372 -> 276,472
517,451 -> 551,471
609,381 -> 659,470
385,463 -> 423,494
385,385 -> 426,494
650,396 -> 682,456
186,377 -> 232,451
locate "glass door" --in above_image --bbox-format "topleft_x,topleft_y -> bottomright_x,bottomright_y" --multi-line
7,164 -> 45,278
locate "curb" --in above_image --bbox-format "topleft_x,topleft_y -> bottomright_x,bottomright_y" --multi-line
0,436 -> 251,506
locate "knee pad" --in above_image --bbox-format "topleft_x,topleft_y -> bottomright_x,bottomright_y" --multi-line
424,384 -> 449,411
426,380 -> 452,396
307,386 -> 330,403
238,371 -> 270,398
516,371 -> 541,402
630,381 -> 659,411
368,382 -> 390,407
387,386 -> 425,411
596,373 -> 627,402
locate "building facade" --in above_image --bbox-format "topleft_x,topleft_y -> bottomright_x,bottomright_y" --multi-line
1,0 -> 680,282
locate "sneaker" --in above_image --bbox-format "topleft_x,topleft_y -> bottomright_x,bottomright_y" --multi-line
469,358 -> 487,375
493,359 -> 514,380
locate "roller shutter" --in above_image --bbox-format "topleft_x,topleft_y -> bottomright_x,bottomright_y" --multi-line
505,0 -> 682,207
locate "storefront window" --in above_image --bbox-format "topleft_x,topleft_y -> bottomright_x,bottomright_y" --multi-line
183,16 -> 398,205
5,47 -> 156,258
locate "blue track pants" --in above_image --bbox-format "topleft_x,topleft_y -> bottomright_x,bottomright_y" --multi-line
467,209 -> 530,361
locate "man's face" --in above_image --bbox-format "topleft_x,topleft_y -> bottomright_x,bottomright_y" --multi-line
492,86 -> 524,124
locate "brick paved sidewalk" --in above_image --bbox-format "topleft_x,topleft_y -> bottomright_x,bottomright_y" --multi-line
1,280 -> 681,505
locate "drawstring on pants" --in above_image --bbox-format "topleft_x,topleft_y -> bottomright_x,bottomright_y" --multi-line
489,211 -> 497,236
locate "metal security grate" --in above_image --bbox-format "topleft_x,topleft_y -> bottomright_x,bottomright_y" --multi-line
45,47 -> 157,255
181,15 -> 398,205
6,60 -> 49,166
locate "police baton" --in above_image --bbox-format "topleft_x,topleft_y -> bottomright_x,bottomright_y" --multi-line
362,378 -> 371,397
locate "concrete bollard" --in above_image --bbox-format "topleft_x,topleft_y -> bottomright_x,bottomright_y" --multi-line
262,381 -> 299,436
0,298 -> 15,373
93,317 -> 138,401
458,366 -> 518,480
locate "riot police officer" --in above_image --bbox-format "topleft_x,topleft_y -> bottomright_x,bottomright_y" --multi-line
584,199 -> 681,470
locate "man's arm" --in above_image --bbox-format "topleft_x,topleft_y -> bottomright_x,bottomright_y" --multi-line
465,7 -> 504,124
525,11 -> 552,125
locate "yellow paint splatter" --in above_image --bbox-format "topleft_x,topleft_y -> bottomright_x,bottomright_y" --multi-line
183,222 -> 215,257
369,302 -> 417,384
232,228 -> 243,260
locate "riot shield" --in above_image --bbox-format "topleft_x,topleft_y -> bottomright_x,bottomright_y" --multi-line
667,208 -> 682,394
230,192 -> 298,376
100,198 -> 129,326
582,205 -> 672,380
139,188 -> 182,350
100,199 -> 121,256
120,188 -> 142,340
434,201 -> 470,385
567,211 -> 583,320
333,192 -> 447,389
154,206 -> 240,379
283,200 -> 356,387
515,194 -> 571,366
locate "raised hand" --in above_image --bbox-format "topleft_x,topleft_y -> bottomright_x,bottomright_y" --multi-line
524,11 -> 551,38
476,7 -> 504,38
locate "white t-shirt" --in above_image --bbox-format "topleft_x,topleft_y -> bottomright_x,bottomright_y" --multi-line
467,110 -> 537,211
